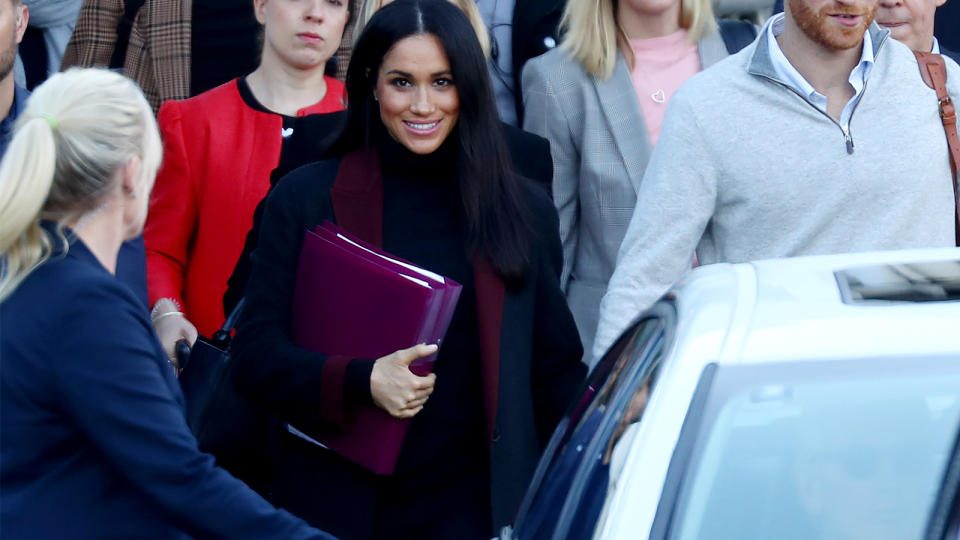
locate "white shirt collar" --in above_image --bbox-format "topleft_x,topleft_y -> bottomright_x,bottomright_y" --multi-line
765,13 -> 875,128
932,36 -> 941,54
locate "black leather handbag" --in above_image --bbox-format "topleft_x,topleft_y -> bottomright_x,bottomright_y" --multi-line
178,300 -> 272,493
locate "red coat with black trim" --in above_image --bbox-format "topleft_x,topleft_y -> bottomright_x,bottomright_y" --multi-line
143,78 -> 346,336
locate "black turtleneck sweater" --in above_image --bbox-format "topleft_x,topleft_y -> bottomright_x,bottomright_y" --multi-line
375,133 -> 488,484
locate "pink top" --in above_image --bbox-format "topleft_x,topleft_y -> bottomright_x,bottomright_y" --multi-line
629,30 -> 701,146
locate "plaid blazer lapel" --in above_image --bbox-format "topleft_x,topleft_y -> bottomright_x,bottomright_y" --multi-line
332,0 -> 363,81
60,0 -> 125,70
593,55 -> 651,194
125,0 -> 191,111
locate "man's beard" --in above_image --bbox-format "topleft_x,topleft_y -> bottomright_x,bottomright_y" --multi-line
789,0 -> 878,50
0,32 -> 17,81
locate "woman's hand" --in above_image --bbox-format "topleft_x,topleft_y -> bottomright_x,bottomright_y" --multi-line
370,343 -> 438,419
151,299 -> 199,368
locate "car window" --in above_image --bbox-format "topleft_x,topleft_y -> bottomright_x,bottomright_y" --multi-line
565,332 -> 664,540
512,305 -> 674,540
660,358 -> 960,540
835,260 -> 960,303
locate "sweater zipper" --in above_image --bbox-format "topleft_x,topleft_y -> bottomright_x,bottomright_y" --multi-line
755,73 -> 868,155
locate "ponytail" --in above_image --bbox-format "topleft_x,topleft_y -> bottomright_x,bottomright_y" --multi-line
0,68 -> 161,302
0,117 -> 60,302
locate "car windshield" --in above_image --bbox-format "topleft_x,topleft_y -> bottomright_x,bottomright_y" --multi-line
666,358 -> 960,540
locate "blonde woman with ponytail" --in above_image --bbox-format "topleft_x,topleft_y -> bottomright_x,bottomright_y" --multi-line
521,0 -> 742,362
0,68 -> 334,540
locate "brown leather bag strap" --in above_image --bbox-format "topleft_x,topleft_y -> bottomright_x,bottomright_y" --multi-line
915,51 -> 960,246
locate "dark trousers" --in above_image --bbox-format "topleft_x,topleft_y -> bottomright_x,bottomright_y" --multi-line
270,431 -> 492,540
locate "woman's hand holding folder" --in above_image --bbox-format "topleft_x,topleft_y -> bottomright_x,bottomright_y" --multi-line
371,343 -> 438,418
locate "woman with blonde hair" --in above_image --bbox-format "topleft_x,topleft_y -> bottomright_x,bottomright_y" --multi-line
522,0 -> 752,362
0,68 -> 333,540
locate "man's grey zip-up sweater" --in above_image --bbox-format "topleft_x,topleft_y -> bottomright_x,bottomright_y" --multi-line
593,21 -> 960,359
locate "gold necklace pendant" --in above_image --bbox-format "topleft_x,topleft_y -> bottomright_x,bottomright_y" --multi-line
651,89 -> 666,103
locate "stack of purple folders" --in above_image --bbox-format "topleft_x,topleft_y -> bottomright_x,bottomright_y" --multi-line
289,221 -> 462,474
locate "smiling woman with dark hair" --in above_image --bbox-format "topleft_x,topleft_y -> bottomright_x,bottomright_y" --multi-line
229,1 -> 586,538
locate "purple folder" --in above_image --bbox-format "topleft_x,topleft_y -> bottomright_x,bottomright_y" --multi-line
290,221 -> 462,474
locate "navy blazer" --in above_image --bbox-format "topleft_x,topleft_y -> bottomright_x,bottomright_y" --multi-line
511,0 -> 566,124
117,235 -> 150,309
0,230 -> 332,540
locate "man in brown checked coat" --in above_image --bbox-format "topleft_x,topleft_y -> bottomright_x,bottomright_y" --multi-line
61,0 -> 360,112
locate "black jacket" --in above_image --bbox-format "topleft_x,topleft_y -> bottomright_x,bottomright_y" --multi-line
229,151 -> 585,538
512,0 -> 566,124
936,4 -> 959,51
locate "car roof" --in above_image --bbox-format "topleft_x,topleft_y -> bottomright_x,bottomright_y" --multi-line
674,247 -> 960,365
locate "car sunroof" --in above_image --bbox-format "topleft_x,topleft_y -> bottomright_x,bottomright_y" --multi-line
835,260 -> 960,303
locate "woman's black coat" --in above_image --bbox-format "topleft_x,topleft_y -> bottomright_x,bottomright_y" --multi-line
229,148 -> 585,537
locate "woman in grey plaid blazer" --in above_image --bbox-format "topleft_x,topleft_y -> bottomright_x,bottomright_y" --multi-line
522,0 -> 731,364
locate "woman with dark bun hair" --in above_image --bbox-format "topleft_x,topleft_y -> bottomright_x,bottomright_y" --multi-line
230,1 -> 586,538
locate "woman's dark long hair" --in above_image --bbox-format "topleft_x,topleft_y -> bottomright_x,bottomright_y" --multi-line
341,0 -> 533,282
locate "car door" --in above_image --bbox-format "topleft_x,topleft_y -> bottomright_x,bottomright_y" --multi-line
504,301 -> 676,540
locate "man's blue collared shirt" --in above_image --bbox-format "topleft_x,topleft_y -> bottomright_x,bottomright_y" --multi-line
765,13 -> 875,131
0,84 -> 30,162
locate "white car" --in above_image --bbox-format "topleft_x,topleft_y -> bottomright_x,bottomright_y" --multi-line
503,248 -> 960,540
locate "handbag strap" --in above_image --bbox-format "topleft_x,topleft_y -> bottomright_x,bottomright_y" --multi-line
222,298 -> 245,332
914,51 -> 960,246
209,298 -> 245,349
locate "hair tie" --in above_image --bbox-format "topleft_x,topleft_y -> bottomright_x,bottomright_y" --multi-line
39,113 -> 58,132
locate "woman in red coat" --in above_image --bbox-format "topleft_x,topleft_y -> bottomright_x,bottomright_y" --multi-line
144,0 -> 351,356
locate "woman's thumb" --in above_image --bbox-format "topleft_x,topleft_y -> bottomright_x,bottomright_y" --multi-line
397,343 -> 439,365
